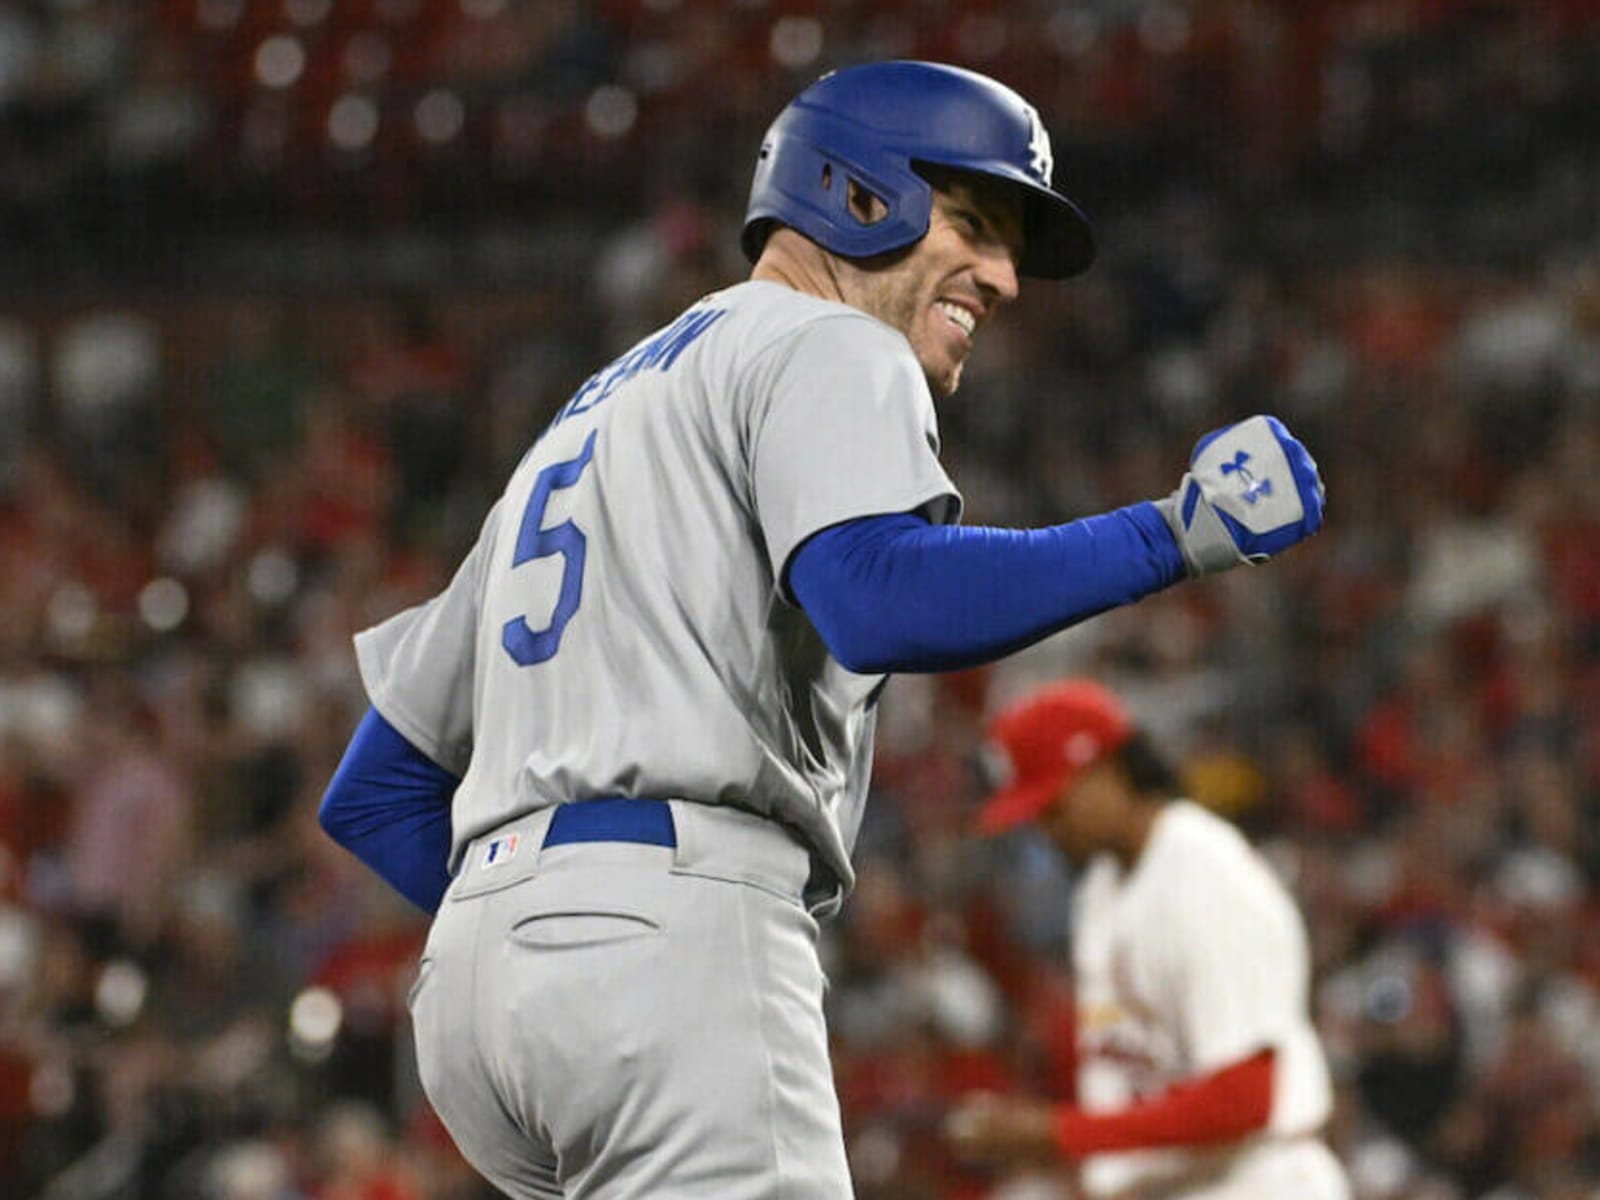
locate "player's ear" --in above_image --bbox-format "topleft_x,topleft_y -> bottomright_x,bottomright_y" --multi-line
847,178 -> 889,226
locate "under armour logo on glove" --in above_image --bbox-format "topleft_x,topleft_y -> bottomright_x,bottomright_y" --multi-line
1219,450 -> 1273,505
1158,414 -> 1326,578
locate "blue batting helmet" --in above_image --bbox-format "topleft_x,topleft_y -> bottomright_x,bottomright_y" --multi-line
742,61 -> 1095,280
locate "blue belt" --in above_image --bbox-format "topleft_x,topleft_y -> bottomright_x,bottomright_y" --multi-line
543,797 -> 676,848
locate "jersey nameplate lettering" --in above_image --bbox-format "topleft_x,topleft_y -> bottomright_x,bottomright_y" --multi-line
556,306 -> 727,425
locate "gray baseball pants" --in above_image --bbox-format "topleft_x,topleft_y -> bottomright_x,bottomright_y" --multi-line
408,800 -> 854,1199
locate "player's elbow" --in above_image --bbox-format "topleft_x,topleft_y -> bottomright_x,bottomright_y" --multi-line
318,779 -> 355,846
791,561 -> 903,673
807,603 -> 899,674
830,640 -> 896,676
790,516 -> 925,674
318,749 -> 373,850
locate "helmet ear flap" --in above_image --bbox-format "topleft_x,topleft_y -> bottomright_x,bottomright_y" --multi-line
744,129 -> 933,263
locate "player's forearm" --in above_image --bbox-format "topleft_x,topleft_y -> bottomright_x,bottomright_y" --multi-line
787,504 -> 1186,674
1056,1049 -> 1274,1157
320,706 -> 458,913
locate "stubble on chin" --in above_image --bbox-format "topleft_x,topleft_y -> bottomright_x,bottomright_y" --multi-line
921,321 -> 965,398
904,304 -> 965,398
926,359 -> 961,399
842,270 -> 959,394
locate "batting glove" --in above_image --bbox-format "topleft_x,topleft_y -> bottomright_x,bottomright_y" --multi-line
1156,414 -> 1325,578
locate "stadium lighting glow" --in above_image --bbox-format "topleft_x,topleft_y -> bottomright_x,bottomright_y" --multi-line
139,578 -> 190,633
288,987 -> 343,1061
247,549 -> 298,606
329,95 -> 380,151
416,90 -> 466,145
95,960 -> 149,1029
770,17 -> 823,70
255,36 -> 306,91
585,86 -> 637,140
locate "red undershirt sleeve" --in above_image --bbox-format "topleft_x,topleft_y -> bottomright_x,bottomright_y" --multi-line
1054,1048 -> 1275,1158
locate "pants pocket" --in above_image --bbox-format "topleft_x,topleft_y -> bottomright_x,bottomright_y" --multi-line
509,910 -> 660,950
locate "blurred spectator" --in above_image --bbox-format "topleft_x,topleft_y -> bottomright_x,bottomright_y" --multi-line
311,1101 -> 420,1200
60,680 -> 191,955
344,298 -> 469,544
50,311 -> 162,510
204,304 -> 326,484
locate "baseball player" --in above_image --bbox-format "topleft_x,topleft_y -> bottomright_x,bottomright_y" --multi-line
946,680 -> 1350,1199
318,62 -> 1327,1199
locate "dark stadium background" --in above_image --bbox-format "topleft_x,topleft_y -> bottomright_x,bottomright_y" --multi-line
3,2 -> 1600,1197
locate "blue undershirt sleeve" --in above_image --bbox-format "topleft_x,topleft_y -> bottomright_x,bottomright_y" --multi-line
787,502 -> 1187,674
319,707 -> 458,914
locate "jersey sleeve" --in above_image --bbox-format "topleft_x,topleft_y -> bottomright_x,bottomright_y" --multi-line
353,501 -> 503,777
744,314 -> 962,589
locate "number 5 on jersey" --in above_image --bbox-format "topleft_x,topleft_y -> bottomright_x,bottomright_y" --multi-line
502,431 -> 596,666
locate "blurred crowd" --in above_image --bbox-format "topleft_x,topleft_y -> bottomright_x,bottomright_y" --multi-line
4,1 -> 1600,1198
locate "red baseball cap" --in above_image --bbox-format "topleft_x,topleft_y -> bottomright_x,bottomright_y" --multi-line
976,680 -> 1134,833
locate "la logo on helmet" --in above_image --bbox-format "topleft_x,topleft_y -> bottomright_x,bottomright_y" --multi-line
1024,102 -> 1053,185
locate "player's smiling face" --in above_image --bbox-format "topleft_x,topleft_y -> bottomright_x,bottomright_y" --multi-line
839,170 -> 1025,398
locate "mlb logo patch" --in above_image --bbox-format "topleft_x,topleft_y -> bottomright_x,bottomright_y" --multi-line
482,833 -> 521,869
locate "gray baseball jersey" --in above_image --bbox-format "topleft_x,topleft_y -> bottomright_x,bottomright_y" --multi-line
354,280 -> 961,913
